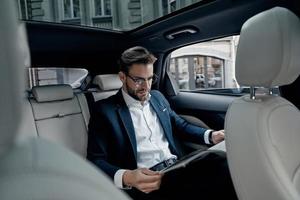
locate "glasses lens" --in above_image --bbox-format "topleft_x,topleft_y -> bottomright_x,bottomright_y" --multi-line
136,79 -> 144,85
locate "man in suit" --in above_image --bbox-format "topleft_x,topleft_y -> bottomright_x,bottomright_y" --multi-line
87,46 -> 237,200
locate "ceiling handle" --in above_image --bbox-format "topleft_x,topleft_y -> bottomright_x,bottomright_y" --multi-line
165,28 -> 198,40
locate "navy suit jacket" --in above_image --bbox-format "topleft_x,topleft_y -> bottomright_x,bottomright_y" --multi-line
87,89 -> 207,179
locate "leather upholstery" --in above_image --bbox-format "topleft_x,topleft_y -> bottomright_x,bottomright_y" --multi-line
32,84 -> 74,102
92,74 -> 122,101
93,74 -> 122,91
76,93 -> 90,128
226,7 -> 300,200
30,85 -> 89,157
93,90 -> 119,102
236,7 -> 300,87
226,95 -> 300,199
0,138 -> 130,200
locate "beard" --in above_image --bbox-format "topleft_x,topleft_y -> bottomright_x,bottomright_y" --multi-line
125,82 -> 149,102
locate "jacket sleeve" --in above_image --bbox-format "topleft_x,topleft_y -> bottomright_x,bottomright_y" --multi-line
155,91 -> 208,144
86,103 -> 120,179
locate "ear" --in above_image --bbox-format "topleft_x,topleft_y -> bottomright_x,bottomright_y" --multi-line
118,71 -> 126,84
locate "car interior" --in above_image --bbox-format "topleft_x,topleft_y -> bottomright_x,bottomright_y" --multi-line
0,0 -> 299,199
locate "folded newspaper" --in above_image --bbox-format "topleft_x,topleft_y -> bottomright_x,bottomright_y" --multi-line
160,142 -> 226,173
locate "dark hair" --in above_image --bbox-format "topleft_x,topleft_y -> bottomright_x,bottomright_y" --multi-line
119,46 -> 156,74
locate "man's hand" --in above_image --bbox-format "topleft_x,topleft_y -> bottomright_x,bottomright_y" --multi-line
211,130 -> 225,144
123,168 -> 163,193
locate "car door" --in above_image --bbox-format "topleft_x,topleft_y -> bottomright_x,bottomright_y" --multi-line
156,37 -> 245,153
163,36 -> 241,131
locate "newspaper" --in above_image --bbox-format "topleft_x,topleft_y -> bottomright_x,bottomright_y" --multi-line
208,140 -> 226,151
160,147 -> 225,173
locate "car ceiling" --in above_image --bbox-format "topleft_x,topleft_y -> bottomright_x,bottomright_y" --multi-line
129,0 -> 296,53
25,0 -> 299,75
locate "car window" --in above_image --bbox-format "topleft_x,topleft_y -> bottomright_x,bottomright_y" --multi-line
28,67 -> 88,89
168,36 -> 240,91
167,35 -> 280,96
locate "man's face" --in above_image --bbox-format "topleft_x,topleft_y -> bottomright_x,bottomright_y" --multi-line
119,63 -> 154,102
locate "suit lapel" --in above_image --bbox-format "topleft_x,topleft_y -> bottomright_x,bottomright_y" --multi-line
116,90 -> 137,160
149,94 -> 177,153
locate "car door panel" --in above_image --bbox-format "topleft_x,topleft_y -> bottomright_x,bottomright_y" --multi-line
169,91 -> 236,130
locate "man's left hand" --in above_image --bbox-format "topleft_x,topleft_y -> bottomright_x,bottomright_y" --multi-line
211,130 -> 225,144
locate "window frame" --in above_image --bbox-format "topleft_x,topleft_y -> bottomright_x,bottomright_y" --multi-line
62,0 -> 81,20
165,35 -> 243,96
92,0 -> 112,17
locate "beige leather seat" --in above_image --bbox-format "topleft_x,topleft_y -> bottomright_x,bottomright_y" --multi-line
92,74 -> 122,101
30,84 -> 90,157
0,1 -> 130,199
225,7 -> 300,200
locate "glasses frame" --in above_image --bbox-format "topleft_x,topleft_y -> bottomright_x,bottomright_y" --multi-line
126,73 -> 158,86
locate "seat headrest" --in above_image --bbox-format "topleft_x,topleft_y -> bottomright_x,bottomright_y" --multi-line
32,85 -> 74,103
236,7 -> 300,87
93,74 -> 122,91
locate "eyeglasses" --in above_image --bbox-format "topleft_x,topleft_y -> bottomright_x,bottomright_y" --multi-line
126,73 -> 158,86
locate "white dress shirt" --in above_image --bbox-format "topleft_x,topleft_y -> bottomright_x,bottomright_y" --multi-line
114,89 -> 212,188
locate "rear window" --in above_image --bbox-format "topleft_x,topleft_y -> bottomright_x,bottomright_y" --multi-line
28,67 -> 88,89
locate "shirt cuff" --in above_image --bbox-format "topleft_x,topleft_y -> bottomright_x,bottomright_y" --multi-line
114,169 -> 132,189
204,130 -> 213,144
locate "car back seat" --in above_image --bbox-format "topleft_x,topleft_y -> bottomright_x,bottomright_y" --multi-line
29,84 -> 90,157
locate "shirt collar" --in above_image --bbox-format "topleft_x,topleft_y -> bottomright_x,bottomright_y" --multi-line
122,88 -> 151,108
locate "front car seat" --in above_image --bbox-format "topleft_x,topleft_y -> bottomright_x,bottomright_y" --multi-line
225,7 -> 300,200
0,1 -> 130,199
